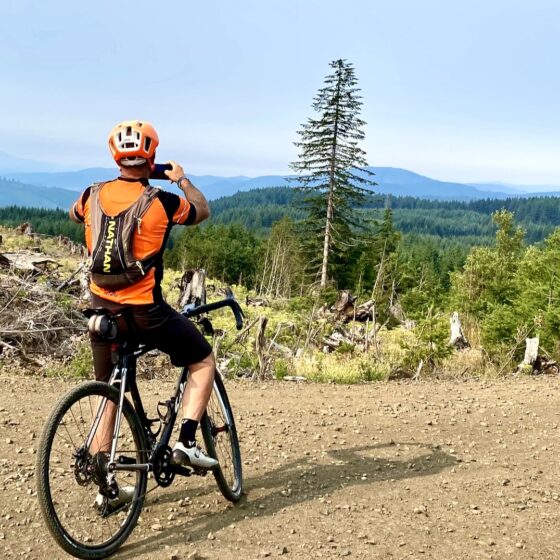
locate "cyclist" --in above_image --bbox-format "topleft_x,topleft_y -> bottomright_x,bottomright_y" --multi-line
70,120 -> 218,474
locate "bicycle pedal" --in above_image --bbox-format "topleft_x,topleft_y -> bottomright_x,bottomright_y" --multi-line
193,467 -> 208,477
171,465 -> 192,477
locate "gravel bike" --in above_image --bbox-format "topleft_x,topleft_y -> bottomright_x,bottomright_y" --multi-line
36,294 -> 244,559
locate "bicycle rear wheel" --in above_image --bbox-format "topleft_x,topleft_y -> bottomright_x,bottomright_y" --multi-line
201,372 -> 243,502
36,381 -> 148,559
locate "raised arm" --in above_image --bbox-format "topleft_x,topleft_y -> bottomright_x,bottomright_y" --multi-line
165,160 -> 210,224
69,189 -> 89,224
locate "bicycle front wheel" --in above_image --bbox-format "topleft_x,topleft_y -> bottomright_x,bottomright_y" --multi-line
201,372 -> 243,502
36,381 -> 148,559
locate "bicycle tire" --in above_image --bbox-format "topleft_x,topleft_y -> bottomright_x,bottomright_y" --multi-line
201,373 -> 243,502
36,381 -> 148,559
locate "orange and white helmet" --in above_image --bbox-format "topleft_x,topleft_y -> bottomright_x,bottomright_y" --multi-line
108,120 -> 159,166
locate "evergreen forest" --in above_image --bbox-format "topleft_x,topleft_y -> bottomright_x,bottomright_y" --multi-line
4,189 -> 560,371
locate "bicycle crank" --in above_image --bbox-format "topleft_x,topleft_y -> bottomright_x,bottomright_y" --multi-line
152,445 -> 175,487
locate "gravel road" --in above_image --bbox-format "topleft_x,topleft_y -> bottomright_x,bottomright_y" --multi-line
0,375 -> 558,559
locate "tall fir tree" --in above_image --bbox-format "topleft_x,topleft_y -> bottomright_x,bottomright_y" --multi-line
290,58 -> 376,288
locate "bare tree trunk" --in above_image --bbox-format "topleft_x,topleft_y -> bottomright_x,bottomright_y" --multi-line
255,316 -> 269,379
320,73 -> 342,289
258,241 -> 271,297
320,191 -> 334,288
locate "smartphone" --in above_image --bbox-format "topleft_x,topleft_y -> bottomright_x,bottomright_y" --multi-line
150,163 -> 173,180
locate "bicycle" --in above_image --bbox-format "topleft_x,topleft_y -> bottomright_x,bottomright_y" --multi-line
35,294 -> 245,559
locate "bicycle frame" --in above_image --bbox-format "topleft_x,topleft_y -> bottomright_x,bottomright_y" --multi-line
85,294 -> 244,482
84,343 -> 186,481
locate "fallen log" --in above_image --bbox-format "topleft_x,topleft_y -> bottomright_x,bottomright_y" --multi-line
246,295 -> 269,307
0,252 -> 58,274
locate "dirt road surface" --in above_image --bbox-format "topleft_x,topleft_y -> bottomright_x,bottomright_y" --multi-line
0,375 -> 558,559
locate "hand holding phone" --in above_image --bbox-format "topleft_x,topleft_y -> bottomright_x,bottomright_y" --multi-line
149,163 -> 173,180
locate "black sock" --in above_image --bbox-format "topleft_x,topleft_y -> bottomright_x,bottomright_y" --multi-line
179,419 -> 199,447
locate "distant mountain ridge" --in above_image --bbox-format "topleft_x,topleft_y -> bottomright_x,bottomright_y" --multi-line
0,178 -> 76,209
2,166 -> 519,202
3,152 -> 560,208
5,168 -> 292,200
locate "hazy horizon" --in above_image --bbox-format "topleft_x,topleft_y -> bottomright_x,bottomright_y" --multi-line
3,149 -> 560,192
2,0 -> 559,185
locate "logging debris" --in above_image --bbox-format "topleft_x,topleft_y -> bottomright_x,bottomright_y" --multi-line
0,269 -> 85,364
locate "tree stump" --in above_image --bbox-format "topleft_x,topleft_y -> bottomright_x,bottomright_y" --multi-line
178,269 -> 207,309
449,311 -> 469,349
521,337 -> 539,367
517,336 -> 560,375
516,337 -> 559,375
331,290 -> 357,321
17,222 -> 33,236
354,299 -> 375,322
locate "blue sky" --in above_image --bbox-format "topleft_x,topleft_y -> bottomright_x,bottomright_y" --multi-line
1,0 -> 559,183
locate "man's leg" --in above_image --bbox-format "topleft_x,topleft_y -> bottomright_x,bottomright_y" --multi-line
181,352 -> 215,421
132,302 -> 217,468
90,400 -> 117,455
89,336 -> 116,455
171,352 -> 219,469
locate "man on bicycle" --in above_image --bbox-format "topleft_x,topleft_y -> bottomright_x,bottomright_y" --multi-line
70,120 -> 218,471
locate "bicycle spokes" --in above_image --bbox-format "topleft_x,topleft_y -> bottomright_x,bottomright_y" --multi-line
37,383 -> 148,557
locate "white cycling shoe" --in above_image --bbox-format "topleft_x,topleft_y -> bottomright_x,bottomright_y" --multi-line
171,441 -> 218,470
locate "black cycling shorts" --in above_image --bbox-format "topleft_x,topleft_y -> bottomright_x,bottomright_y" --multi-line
89,295 -> 213,382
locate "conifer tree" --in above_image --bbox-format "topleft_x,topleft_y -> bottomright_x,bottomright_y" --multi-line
290,59 -> 376,288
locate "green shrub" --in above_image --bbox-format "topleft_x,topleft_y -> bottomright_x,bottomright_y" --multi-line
336,341 -> 355,354
400,309 -> 452,373
358,359 -> 387,381
47,341 -> 93,379
273,359 -> 290,380
230,351 -> 259,377
286,296 -> 316,313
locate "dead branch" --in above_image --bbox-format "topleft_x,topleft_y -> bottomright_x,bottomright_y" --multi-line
56,262 -> 86,292
233,317 -> 260,344
254,316 -> 269,379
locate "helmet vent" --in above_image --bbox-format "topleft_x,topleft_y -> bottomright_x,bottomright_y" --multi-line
144,137 -> 152,152
126,126 -> 132,136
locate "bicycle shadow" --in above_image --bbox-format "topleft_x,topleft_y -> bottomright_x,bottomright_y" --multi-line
118,441 -> 457,558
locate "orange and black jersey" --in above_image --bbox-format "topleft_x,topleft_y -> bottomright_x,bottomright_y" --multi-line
72,177 -> 196,305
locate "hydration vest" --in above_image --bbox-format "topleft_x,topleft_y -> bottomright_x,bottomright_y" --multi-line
88,182 -> 160,291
